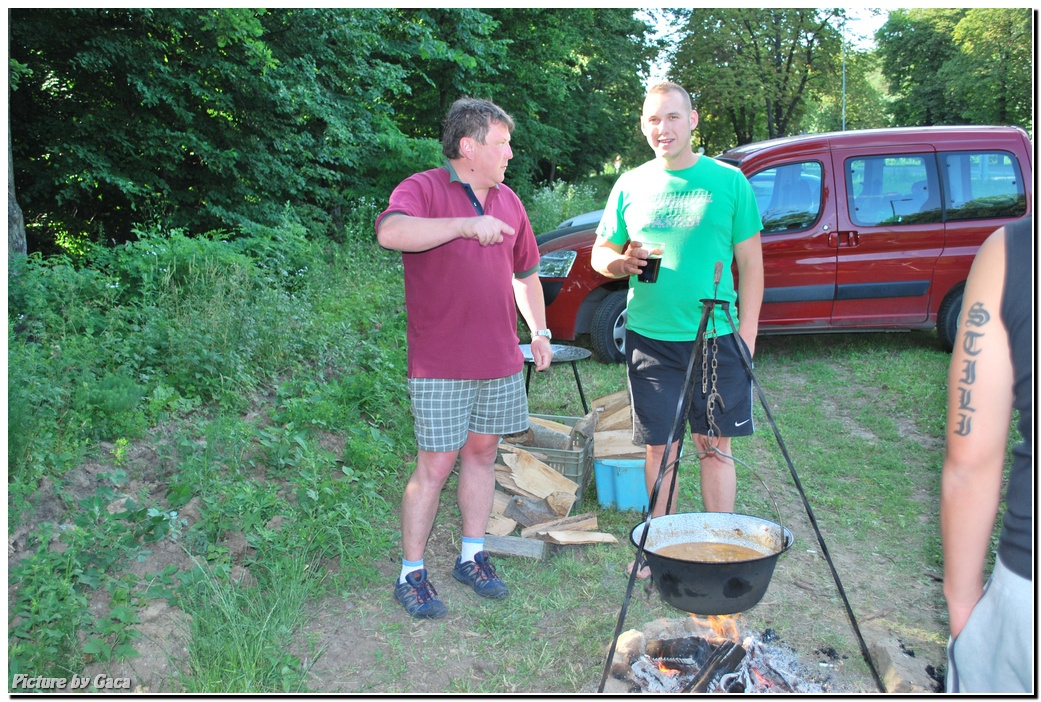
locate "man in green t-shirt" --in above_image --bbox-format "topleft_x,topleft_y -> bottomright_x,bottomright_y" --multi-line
591,82 -> 764,579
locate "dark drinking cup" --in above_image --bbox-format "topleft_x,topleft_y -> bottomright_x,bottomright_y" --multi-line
637,243 -> 665,283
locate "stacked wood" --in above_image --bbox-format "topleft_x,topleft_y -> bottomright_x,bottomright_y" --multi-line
594,430 -> 643,459
487,414 -> 617,558
593,390 -> 633,432
591,391 -> 643,459
497,451 -> 578,498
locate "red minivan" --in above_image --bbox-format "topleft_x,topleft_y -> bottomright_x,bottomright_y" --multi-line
537,126 -> 1032,362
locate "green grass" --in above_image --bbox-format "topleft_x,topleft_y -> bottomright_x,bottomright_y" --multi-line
176,557 -> 325,693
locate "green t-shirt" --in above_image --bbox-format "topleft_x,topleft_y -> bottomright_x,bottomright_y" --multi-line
597,156 -> 763,340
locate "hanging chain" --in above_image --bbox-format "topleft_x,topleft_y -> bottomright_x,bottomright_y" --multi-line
703,308 -> 724,443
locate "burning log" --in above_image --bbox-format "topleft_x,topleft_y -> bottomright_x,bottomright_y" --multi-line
609,617 -> 831,694
681,640 -> 746,692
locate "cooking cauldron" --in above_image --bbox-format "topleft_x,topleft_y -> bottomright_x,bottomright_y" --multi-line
630,512 -> 793,616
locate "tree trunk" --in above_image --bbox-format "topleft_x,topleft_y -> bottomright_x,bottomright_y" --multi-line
9,129 -> 27,258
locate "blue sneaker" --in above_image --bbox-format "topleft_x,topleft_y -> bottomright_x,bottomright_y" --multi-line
394,569 -> 448,619
452,551 -> 509,599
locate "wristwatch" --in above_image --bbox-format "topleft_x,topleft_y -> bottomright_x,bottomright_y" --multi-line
534,329 -> 552,340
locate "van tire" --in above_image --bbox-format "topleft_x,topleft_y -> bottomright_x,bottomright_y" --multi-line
590,289 -> 627,364
936,283 -> 965,353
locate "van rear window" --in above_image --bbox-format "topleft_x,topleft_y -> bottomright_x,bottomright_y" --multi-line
942,151 -> 1026,221
845,150 -> 1026,226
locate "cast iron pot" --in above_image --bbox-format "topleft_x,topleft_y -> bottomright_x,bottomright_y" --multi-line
630,512 -> 794,616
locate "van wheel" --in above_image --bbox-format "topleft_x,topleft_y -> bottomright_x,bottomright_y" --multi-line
936,283 -> 965,353
590,289 -> 627,364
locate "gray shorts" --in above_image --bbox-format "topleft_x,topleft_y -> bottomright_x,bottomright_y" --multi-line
946,556 -> 1033,693
626,330 -> 754,446
407,373 -> 529,453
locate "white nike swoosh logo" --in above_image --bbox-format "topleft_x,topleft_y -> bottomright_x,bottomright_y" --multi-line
735,419 -> 751,427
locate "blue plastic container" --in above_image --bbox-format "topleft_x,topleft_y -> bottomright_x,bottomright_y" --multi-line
594,458 -> 648,511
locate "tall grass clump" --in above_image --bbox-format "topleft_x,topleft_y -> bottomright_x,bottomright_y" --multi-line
525,180 -> 609,235
175,557 -> 324,693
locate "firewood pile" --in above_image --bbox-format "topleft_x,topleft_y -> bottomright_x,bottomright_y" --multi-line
488,409 -> 618,559
587,389 -> 644,460
486,391 -> 648,558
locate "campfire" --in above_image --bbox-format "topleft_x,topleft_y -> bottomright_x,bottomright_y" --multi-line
605,615 -> 832,694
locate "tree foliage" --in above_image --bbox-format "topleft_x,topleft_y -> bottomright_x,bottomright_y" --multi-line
9,8 -> 655,254
876,8 -> 968,126
938,8 -> 1033,129
801,50 -> 892,134
668,8 -> 846,151
9,8 -> 1031,255
379,9 -> 656,189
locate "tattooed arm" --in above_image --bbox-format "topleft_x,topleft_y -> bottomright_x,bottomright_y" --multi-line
940,228 -> 1015,639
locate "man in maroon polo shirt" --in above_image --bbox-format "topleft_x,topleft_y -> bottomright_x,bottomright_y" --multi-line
376,98 -> 552,618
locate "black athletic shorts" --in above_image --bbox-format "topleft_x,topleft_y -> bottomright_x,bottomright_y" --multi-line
626,330 -> 754,446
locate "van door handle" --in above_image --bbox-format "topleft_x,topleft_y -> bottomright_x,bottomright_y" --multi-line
830,231 -> 860,248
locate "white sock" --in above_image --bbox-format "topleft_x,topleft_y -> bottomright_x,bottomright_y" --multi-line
399,559 -> 424,585
460,537 -> 484,564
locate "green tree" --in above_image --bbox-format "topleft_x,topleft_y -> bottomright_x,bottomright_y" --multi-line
939,8 -> 1032,130
379,9 -> 656,190
802,49 -> 892,133
373,8 -> 508,141
876,8 -> 967,126
8,9 -> 473,253
669,8 -> 846,151
10,8 -> 659,253
486,8 -> 655,186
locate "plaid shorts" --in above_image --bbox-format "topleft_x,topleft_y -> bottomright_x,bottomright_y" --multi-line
407,373 -> 529,452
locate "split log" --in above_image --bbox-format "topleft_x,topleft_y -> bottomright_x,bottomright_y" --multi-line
565,410 -> 599,451
519,512 -> 598,538
504,495 -> 563,527
529,415 -> 574,435
597,405 -> 633,431
485,512 -> 518,536
502,427 -> 535,445
545,491 -> 576,517
494,466 -> 539,498
500,450 -> 578,498
592,390 -> 629,414
483,534 -> 545,559
594,430 -> 643,459
491,490 -> 512,516
498,442 -> 551,463
531,531 -> 618,545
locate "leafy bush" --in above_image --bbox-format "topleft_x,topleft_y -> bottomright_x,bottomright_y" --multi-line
524,180 -> 608,236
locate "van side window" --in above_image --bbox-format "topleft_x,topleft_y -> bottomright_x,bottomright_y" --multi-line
749,161 -> 822,234
846,154 -> 941,227
942,151 -> 1026,221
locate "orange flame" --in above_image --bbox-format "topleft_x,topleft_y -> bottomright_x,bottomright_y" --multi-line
687,613 -> 742,642
656,660 -> 680,677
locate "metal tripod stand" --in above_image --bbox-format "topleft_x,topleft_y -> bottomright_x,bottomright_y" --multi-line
598,273 -> 886,693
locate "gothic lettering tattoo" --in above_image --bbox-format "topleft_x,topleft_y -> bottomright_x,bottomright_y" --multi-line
953,301 -> 989,437
964,301 -> 990,328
